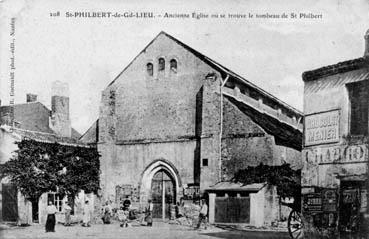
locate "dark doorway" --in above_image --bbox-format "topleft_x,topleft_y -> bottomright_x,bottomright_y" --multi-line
31,200 -> 39,222
2,183 -> 18,222
339,181 -> 362,233
151,170 -> 175,219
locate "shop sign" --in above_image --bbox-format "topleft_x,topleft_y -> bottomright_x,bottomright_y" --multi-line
303,144 -> 367,164
303,193 -> 322,213
183,185 -> 200,200
305,110 -> 340,146
322,189 -> 337,212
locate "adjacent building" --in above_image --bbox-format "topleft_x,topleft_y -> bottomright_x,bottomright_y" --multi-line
0,81 -> 93,225
301,30 -> 369,238
82,31 -> 303,225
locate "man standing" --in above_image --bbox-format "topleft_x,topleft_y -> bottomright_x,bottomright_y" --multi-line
196,199 -> 208,230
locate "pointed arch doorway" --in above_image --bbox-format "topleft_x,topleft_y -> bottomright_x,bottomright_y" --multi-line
151,169 -> 175,219
141,160 -> 181,220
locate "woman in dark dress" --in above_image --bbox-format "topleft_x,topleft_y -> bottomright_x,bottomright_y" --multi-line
45,201 -> 58,232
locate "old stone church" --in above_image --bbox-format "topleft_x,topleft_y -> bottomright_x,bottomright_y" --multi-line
81,31 -> 303,221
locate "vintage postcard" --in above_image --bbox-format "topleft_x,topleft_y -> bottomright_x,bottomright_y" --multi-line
0,0 -> 369,238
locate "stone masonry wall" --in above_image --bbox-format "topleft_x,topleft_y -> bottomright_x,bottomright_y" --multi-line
98,33 -> 222,201
99,140 -> 197,204
199,75 -> 222,191
99,33 -> 217,144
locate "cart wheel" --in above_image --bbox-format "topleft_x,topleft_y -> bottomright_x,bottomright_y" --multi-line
288,210 -> 303,239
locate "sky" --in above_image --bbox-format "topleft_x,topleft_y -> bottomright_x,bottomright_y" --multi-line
0,0 -> 369,134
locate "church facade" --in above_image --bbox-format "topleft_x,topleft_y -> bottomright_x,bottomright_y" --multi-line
82,32 -> 303,220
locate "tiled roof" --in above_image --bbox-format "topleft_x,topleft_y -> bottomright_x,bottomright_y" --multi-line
224,94 -> 302,151
302,57 -> 369,82
304,68 -> 369,94
1,126 -> 91,148
207,181 -> 266,192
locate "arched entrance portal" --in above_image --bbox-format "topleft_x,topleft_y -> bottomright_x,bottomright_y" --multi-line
140,160 -> 181,220
151,169 -> 175,219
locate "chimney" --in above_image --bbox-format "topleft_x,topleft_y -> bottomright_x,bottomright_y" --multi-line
364,29 -> 369,57
26,93 -> 38,103
50,81 -> 71,137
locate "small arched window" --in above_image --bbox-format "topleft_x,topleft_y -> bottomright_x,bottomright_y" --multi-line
147,63 -> 153,76
158,58 -> 165,71
170,59 -> 177,73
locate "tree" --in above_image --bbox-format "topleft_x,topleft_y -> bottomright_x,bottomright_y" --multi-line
0,139 -> 100,208
233,163 -> 301,209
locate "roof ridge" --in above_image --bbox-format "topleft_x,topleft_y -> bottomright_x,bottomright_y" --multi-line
303,57 -> 369,82
79,118 -> 98,140
160,32 -> 303,115
1,101 -> 42,107
107,31 -> 165,87
10,127 -> 92,147
107,31 -> 302,115
13,127 -> 59,136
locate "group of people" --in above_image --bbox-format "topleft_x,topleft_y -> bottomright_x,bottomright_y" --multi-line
101,197 -> 154,227
45,200 -> 92,232
45,198 -> 208,233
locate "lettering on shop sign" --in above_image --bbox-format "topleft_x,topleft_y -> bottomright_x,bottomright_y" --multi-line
303,144 -> 367,164
303,193 -> 322,213
305,110 -> 340,146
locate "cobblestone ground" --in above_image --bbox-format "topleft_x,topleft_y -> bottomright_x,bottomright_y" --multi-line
0,221 -> 290,239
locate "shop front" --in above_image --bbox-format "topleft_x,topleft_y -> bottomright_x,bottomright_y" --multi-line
301,35 -> 369,238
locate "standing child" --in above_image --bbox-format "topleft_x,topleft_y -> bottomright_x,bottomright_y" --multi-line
117,206 -> 129,227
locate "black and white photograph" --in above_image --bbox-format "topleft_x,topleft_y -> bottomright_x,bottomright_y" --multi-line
0,0 -> 369,238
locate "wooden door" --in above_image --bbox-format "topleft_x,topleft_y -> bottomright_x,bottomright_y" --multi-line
2,183 -> 18,222
151,170 -> 175,219
215,196 -> 250,223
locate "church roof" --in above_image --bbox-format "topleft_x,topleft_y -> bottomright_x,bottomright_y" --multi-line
108,31 -> 302,118
224,94 -> 302,151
